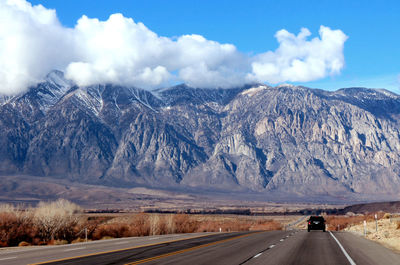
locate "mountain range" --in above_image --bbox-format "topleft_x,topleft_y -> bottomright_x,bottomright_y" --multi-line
1,70 -> 400,204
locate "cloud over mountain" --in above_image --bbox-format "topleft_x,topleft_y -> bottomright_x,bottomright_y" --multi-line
0,0 -> 348,95
248,27 -> 348,83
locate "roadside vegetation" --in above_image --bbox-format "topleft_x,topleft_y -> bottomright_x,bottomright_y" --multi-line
324,212 -> 400,252
0,200 -> 283,247
325,212 -> 387,231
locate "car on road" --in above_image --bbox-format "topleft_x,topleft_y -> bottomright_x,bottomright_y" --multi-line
307,216 -> 326,232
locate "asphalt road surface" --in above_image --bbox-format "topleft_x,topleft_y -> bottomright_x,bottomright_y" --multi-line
1,230 -> 399,265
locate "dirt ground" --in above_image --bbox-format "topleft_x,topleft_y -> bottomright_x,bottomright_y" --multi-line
345,216 -> 400,253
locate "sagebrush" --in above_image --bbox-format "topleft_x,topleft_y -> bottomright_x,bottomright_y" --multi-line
0,201 -> 282,247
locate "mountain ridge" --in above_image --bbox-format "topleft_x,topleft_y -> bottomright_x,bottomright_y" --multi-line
1,71 -> 400,203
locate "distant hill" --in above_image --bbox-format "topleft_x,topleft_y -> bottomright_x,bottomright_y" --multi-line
340,201 -> 400,214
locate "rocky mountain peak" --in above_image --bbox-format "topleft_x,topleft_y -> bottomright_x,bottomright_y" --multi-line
1,73 -> 400,203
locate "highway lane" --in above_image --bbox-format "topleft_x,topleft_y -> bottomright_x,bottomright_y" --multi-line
139,230 -> 294,265
242,230 -> 400,265
0,232 -> 217,265
137,230 -> 400,265
2,229 -> 400,264
244,230 -> 350,265
30,231 -> 264,265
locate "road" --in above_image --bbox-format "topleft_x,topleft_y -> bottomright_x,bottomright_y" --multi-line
0,230 -> 399,265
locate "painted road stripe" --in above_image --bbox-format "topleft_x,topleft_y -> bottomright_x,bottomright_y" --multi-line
280,239 -> 284,241
269,244 -> 275,248
0,256 -> 17,261
253,253 -> 262,258
125,232 -> 264,265
63,247 -> 86,252
329,231 -> 356,265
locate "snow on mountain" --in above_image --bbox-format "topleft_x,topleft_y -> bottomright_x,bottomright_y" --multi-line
1,71 -> 400,203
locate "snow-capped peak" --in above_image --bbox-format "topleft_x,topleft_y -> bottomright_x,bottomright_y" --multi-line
241,85 -> 269,96
34,70 -> 74,112
276,83 -> 296,89
45,70 -> 74,89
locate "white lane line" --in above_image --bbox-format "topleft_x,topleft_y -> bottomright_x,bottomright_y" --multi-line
0,256 -> 17,261
63,247 -> 86,252
253,253 -> 263,258
269,244 -> 275,248
329,232 -> 356,265
280,239 -> 284,241
113,241 -> 129,245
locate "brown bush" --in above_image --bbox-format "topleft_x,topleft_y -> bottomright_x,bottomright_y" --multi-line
18,241 -> 31,247
397,221 -> 400,230
197,220 -> 223,232
0,202 -> 289,248
173,214 -> 199,233
76,216 -> 111,241
250,220 -> 283,231
92,223 -> 132,240
48,239 -> 68,245
0,200 -> 84,247
195,218 -> 283,233
0,210 -> 38,247
71,238 -> 88,244
325,213 -> 385,231
130,213 -> 150,236
149,214 -> 168,235
33,199 -> 82,243
383,213 -> 391,219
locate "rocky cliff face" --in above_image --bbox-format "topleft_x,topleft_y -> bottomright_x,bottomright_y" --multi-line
1,71 -> 400,201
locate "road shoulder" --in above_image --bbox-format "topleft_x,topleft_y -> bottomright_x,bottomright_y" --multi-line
335,231 -> 400,265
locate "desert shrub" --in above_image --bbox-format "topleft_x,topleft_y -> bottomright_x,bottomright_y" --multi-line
76,216 -> 111,241
251,220 -> 283,231
33,199 -> 82,243
130,213 -> 150,236
195,218 -> 265,232
18,241 -> 31,246
397,221 -> 400,230
49,239 -> 68,245
0,205 -> 37,247
383,213 -> 391,219
164,214 -> 176,234
197,220 -> 220,232
71,238 -> 87,244
325,213 -> 385,231
92,223 -> 131,240
173,214 -> 199,233
149,214 -> 168,235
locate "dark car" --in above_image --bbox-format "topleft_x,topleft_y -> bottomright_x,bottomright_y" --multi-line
307,216 -> 326,232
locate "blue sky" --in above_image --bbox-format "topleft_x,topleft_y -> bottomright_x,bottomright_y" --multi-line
12,0 -> 400,92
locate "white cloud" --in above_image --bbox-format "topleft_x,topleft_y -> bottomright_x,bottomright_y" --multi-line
0,0 -> 74,94
0,0 -> 348,95
248,26 -> 348,83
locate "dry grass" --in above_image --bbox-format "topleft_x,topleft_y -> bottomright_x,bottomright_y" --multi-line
325,212 -> 386,231
0,201 -> 285,247
251,220 -> 283,231
344,214 -> 400,252
0,200 -> 82,247
0,207 -> 38,247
